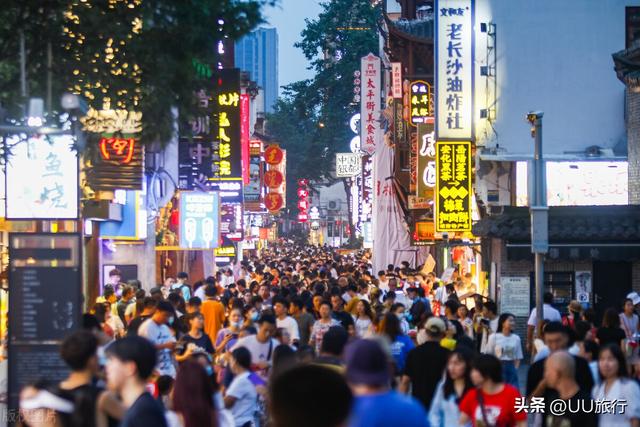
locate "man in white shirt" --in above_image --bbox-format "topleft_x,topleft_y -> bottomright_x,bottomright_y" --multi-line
138,301 -> 177,378
224,347 -> 258,427
232,314 -> 279,380
526,292 -> 562,354
273,297 -> 300,344
377,270 -> 389,293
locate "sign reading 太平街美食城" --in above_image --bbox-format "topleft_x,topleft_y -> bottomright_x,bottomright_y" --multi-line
179,191 -> 220,249
336,153 -> 362,177
436,0 -> 474,140
360,54 -> 381,156
435,141 -> 471,232
5,135 -> 78,220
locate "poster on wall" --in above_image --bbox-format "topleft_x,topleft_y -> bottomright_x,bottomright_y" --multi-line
575,271 -> 592,305
500,277 -> 531,316
5,135 -> 78,219
179,191 -> 220,249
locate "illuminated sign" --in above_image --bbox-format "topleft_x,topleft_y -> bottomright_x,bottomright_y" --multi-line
409,81 -> 433,126
391,63 -> 402,99
515,161 -> 629,207
179,191 -> 220,249
360,156 -> 373,228
81,108 -> 142,134
360,53 -> 381,155
244,141 -> 262,210
416,123 -> 436,198
309,206 -> 320,220
100,190 -> 147,240
436,0 -> 474,139
99,137 -> 136,164
297,179 -> 309,223
413,221 -> 435,246
214,246 -> 236,257
265,145 -> 284,165
336,153 -> 362,177
435,141 -> 472,232
220,202 -> 243,241
264,170 -> 284,189
179,88 -> 215,190
240,94 -> 250,185
212,68 -> 242,181
5,134 -> 79,219
265,193 -> 284,213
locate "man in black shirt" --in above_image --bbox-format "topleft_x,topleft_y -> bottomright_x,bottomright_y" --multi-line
400,317 -> 450,410
542,351 -> 597,427
331,294 -> 355,335
526,322 -> 594,399
105,336 -> 167,427
126,297 -> 157,336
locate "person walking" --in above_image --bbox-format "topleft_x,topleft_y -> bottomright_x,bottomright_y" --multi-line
224,347 -> 258,427
380,312 -> 414,377
621,298 -> 640,359
138,301 -> 177,378
428,348 -> 474,427
201,285 -> 226,347
353,299 -> 376,338
176,312 -> 215,362
485,313 -> 523,388
309,300 -> 341,354
596,308 -> 626,348
171,361 -> 219,427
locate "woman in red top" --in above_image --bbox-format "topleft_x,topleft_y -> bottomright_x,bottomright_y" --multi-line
459,354 -> 527,427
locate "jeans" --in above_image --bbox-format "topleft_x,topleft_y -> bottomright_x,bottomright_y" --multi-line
502,360 -> 519,389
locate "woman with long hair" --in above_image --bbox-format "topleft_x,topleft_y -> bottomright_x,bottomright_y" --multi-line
380,312 -> 414,376
485,313 -> 523,388
353,299 -> 376,338
459,354 -> 526,427
172,361 -> 219,427
592,344 -> 640,426
176,313 -> 215,362
428,348 -> 474,427
597,308 -> 626,348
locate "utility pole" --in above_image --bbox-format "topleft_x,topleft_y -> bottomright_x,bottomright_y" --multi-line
527,111 -> 548,338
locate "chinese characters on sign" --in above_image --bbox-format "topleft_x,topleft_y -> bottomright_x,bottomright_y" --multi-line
179,191 -> 220,249
99,137 -> 136,164
391,63 -> 402,99
265,144 -> 285,214
435,141 -> 472,232
360,53 -> 381,156
416,123 -> 436,198
6,135 -> 78,219
436,0 -> 474,139
213,68 -> 242,181
336,153 -> 362,177
360,156 -> 373,231
240,94 -> 251,185
298,179 -> 309,223
409,81 -> 433,126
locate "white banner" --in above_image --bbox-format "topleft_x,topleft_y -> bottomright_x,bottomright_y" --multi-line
336,153 -> 362,177
391,62 -> 402,99
360,53 -> 381,156
436,0 -> 474,139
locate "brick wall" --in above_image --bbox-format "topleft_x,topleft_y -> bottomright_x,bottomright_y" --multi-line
628,87 -> 640,204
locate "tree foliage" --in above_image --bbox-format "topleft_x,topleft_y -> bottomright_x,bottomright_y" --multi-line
266,0 -> 380,210
0,0 -> 275,146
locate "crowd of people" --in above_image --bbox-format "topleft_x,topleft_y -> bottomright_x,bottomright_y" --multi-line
16,244 -> 640,426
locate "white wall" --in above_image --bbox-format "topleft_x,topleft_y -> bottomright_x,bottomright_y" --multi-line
474,0 -> 635,154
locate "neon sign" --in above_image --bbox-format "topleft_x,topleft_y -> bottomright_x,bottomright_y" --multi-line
99,137 -> 136,164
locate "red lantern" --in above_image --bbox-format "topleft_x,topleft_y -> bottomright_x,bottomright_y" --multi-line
264,145 -> 284,165
263,170 -> 284,189
264,192 -> 284,212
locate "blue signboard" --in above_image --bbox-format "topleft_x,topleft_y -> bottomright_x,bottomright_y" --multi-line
179,191 -> 220,249
100,190 -> 145,240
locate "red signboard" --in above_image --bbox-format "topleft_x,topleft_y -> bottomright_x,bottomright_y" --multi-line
264,170 -> 284,189
298,213 -> 308,223
297,189 -> 309,198
264,192 -> 284,212
99,137 -> 137,164
240,94 -> 250,185
265,145 -> 284,165
297,179 -> 309,187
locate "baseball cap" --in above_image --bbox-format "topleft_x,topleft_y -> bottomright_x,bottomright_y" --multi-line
628,292 -> 640,306
344,339 -> 390,387
425,317 -> 446,335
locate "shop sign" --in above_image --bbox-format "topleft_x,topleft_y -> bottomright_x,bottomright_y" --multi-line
408,195 -> 431,210
391,63 -> 402,99
81,108 -> 142,134
435,141 -> 472,231
244,147 -> 262,208
220,202 -> 243,241
99,190 -> 147,240
99,137 -> 137,164
264,170 -> 284,189
214,246 -> 236,257
408,81 -> 433,126
413,221 -> 435,245
336,153 -> 361,177
179,191 -> 220,249
264,193 -> 284,213
436,0 -> 474,139
265,145 -> 284,165
212,68 -> 242,181
417,123 -> 436,198
360,53 -> 381,155
5,134 -> 78,219
240,94 -> 250,185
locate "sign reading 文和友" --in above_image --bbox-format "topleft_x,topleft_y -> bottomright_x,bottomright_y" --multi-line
435,141 -> 471,232
360,53 -> 380,156
436,0 -> 474,140
179,191 -> 220,249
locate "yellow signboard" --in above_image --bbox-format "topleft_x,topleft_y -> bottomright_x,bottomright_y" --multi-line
435,141 -> 472,232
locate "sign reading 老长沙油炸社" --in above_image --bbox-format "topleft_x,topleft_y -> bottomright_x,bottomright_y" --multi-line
179,191 -> 220,249
336,153 -> 362,177
435,141 -> 472,232
435,0 -> 474,140
5,135 -> 78,220
417,123 -> 436,199
360,53 -> 381,155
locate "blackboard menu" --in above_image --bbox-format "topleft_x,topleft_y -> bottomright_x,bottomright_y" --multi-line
8,233 -> 81,416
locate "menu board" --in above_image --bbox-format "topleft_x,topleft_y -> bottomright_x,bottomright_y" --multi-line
8,233 -> 81,414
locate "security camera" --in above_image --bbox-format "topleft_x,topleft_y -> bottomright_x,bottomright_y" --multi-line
526,111 -> 543,124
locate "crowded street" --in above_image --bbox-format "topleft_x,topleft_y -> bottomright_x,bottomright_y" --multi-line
2,0 -> 640,426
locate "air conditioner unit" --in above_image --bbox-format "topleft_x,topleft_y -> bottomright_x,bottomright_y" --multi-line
327,200 -> 340,211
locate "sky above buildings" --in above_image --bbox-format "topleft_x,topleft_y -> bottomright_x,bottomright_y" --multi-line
263,0 -> 323,89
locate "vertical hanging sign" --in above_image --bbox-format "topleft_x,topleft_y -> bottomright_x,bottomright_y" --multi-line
416,123 -> 436,199
435,0 -> 474,140
212,69 -> 242,182
435,141 -> 472,231
360,53 -> 381,155
391,63 -> 402,99
240,94 -> 251,185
